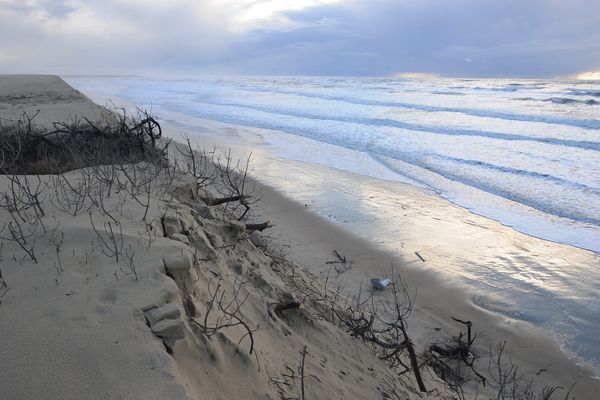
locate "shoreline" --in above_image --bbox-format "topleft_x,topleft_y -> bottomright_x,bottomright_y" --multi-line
67,76 -> 600,254
76,81 -> 600,254
157,114 -> 600,362
82,86 -> 600,379
161,115 -> 600,382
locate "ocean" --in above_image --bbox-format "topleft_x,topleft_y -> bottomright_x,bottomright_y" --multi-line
68,76 -> 600,252
67,75 -> 600,368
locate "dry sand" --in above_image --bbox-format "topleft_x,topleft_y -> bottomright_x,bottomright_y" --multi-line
0,75 -> 598,400
1,168 -> 431,400
0,74 -> 104,126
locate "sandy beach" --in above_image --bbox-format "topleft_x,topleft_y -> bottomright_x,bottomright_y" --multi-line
0,75 -> 104,124
1,75 -> 599,399
170,115 -> 600,393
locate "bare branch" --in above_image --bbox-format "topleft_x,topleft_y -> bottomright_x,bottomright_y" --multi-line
89,211 -> 124,263
190,275 -> 256,354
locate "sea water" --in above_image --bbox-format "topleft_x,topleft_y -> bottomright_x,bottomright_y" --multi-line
67,76 -> 600,367
68,76 -> 600,252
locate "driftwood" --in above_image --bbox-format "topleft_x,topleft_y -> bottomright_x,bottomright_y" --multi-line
414,251 -> 425,262
246,220 -> 273,232
274,301 -> 301,313
428,317 -> 487,389
325,250 -> 352,274
325,250 -> 348,264
198,194 -> 243,206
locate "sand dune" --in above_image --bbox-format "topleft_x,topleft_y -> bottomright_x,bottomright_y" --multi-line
0,74 -> 103,126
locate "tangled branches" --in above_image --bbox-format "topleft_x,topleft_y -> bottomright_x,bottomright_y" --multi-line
337,275 -> 427,392
0,173 -> 49,263
190,275 -> 256,354
0,108 -> 167,175
175,136 -> 217,192
278,263 -> 427,392
427,319 -> 570,400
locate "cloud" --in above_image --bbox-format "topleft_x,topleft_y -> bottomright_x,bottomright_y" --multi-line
0,0 -> 599,77
0,0 -> 235,73
576,71 -> 600,80
223,0 -> 600,77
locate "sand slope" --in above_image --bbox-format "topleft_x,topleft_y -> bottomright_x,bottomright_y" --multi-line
0,168 -> 435,400
0,75 -> 430,400
0,74 -> 103,127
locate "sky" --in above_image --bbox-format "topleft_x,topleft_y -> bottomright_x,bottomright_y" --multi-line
0,0 -> 599,78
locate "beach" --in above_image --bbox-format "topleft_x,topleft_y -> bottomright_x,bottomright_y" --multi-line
1,75 -> 599,399
164,115 -> 600,392
72,76 -> 600,369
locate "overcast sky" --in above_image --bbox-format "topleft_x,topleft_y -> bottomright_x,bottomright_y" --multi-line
1,0 -> 599,78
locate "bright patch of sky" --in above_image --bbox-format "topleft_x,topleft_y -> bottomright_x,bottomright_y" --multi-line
0,0 -> 598,77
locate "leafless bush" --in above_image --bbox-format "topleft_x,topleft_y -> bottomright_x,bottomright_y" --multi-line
115,160 -> 177,221
0,108 -> 166,175
137,220 -> 159,248
428,321 -> 570,400
487,343 -> 562,400
249,233 -> 291,273
337,274 -> 427,392
190,275 -> 256,354
174,140 -> 265,222
289,267 -> 345,323
153,161 -> 177,199
0,177 -> 42,263
0,111 -> 38,173
92,181 -> 124,224
0,220 -> 38,263
427,317 -> 487,396
175,136 -> 217,193
89,211 -> 124,262
116,163 -> 155,221
92,163 -> 118,197
50,172 -> 93,217
193,150 -> 261,221
269,259 -> 425,391
0,174 -> 47,234
299,346 -> 308,400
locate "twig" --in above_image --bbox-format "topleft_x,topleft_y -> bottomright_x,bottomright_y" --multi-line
415,251 -> 425,262
299,346 -> 307,400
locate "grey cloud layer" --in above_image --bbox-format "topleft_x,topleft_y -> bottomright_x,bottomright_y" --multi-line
0,0 -> 598,77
